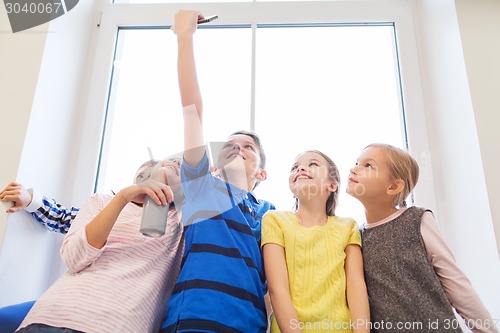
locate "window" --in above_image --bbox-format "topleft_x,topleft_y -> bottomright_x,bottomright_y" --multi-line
85,1 -> 431,224
96,27 -> 252,194
254,24 -> 404,220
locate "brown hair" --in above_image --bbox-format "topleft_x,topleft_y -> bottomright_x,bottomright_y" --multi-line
366,143 -> 419,207
294,150 -> 340,216
230,130 -> 266,190
133,159 -> 159,184
230,130 -> 266,169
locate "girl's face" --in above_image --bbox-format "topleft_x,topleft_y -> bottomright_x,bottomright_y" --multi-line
289,151 -> 336,200
133,158 -> 182,188
347,146 -> 393,203
134,164 -> 155,184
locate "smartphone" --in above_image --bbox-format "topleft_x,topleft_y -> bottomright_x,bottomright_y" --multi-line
198,15 -> 218,24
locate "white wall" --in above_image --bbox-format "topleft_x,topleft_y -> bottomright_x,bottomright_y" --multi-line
414,0 -> 500,319
0,0 -> 99,306
0,11 -> 47,250
454,0 -> 500,258
0,8 -> 49,305
1,0 -> 498,319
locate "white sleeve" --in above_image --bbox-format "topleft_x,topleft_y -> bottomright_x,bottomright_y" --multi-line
24,188 -> 44,213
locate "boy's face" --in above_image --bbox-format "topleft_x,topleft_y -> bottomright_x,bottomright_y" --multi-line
216,134 -> 264,181
164,158 -> 182,188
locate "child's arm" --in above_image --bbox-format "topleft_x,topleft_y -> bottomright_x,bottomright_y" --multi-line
30,194 -> 79,234
84,182 -> 172,249
345,244 -> 370,333
263,243 -> 302,333
421,212 -> 499,333
62,176 -> 172,272
0,182 -> 78,234
173,10 -> 205,167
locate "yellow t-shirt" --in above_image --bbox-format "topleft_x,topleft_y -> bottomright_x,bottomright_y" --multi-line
262,211 -> 362,333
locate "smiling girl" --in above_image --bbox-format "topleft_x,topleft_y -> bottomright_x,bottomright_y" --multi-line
262,150 -> 370,333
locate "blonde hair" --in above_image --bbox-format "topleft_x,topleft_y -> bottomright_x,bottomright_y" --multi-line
366,143 -> 419,207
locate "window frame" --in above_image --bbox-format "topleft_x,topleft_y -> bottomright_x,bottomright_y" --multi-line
81,0 -> 436,209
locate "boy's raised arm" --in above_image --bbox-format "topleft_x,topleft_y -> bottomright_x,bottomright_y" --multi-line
173,10 -> 205,167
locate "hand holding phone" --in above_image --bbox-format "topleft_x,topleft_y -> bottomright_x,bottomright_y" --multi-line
198,15 -> 218,24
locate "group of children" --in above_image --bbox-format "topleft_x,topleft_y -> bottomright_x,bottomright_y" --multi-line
0,9 -> 497,333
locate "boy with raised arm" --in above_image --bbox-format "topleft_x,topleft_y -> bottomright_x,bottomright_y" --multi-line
161,10 -> 275,333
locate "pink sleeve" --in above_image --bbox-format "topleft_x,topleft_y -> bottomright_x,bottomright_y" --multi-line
60,194 -> 105,273
421,212 -> 499,333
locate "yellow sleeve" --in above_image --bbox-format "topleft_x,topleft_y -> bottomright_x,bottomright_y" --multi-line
261,211 -> 285,248
348,219 -> 362,247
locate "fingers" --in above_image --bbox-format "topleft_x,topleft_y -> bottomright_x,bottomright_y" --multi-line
143,185 -> 172,207
6,205 -> 22,213
0,190 -> 21,202
138,178 -> 173,206
1,182 -> 33,213
172,9 -> 202,35
5,181 -> 21,188
163,186 -> 174,204
0,183 -> 32,211
0,182 -> 21,199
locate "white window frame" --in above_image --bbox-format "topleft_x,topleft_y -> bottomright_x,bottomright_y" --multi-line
79,0 -> 436,210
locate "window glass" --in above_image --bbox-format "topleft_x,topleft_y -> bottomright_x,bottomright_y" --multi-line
97,27 -> 252,193
254,25 -> 404,222
98,24 -> 405,224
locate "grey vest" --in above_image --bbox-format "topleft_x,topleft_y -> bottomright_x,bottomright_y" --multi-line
361,207 -> 463,333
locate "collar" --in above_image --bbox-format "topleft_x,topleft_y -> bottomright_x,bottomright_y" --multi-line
364,207 -> 408,229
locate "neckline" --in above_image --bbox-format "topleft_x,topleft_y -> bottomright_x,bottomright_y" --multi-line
293,212 -> 330,229
364,207 -> 408,229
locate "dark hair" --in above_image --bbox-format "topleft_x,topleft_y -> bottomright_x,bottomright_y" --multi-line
229,130 -> 266,190
229,130 -> 266,169
293,150 -> 340,216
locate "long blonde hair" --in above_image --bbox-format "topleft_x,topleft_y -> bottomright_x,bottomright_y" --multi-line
366,143 -> 419,207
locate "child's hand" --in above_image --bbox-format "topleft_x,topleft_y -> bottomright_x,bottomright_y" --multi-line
171,9 -> 202,36
118,180 -> 174,207
0,182 -> 32,213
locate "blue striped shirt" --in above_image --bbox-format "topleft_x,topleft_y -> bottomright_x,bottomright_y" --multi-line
161,153 -> 274,333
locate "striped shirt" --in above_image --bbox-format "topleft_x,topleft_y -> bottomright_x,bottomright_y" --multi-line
161,153 -> 275,333
18,193 -> 184,333
25,189 -> 79,234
